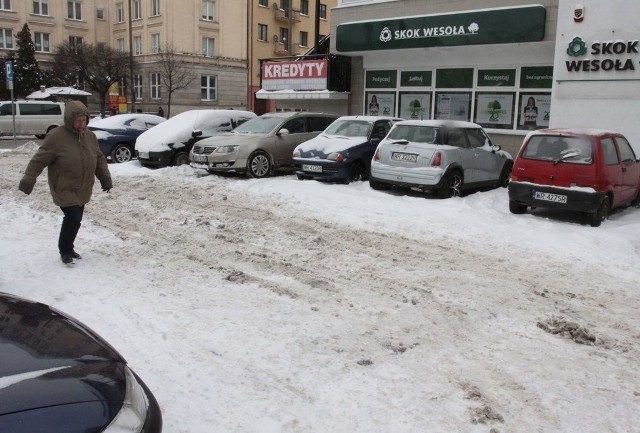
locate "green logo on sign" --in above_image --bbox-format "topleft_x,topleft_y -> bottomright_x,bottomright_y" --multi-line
567,36 -> 587,57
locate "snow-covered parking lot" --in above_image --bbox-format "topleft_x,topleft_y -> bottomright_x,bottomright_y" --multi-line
1,143 -> 639,433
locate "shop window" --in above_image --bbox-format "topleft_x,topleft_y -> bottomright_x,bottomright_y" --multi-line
474,92 -> 515,130
517,92 -> 551,131
434,92 -> 471,121
399,92 -> 431,120
365,91 -> 395,117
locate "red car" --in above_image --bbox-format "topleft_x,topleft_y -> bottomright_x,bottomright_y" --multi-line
508,128 -> 640,226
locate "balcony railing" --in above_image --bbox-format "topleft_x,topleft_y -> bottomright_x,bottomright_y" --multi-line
274,9 -> 300,23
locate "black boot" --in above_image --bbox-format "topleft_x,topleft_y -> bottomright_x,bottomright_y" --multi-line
61,253 -> 74,264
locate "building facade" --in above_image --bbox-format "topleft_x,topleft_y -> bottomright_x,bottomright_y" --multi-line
330,0 -> 560,155
0,0 -> 249,115
248,0 -> 338,114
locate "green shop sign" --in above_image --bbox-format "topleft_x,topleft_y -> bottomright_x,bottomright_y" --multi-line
366,70 -> 397,88
520,66 -> 553,88
336,5 -> 546,52
400,71 -> 432,87
477,69 -> 516,87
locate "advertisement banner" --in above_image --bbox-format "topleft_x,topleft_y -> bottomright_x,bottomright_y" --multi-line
365,91 -> 395,116
261,59 -> 328,91
475,93 -> 514,127
519,93 -> 551,130
435,92 -> 470,121
399,93 -> 431,119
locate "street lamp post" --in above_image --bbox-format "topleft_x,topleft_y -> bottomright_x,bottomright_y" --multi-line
128,0 -> 136,113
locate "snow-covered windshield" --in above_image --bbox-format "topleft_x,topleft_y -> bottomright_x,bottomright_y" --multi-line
234,116 -> 283,134
323,120 -> 372,137
388,125 -> 439,144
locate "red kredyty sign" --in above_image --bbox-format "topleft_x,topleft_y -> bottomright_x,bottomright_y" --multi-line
261,59 -> 328,91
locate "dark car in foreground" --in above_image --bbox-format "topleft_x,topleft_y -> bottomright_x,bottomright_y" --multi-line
369,120 -> 513,198
508,128 -> 640,226
292,115 -> 402,183
0,292 -> 162,433
88,113 -> 166,163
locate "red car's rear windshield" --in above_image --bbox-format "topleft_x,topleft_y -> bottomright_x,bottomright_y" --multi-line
522,135 -> 593,164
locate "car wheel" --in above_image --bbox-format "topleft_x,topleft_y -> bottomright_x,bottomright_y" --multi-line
498,161 -> 513,187
296,173 -> 307,180
247,151 -> 272,178
110,143 -> 133,163
174,151 -> 190,166
369,178 -> 390,190
509,200 -> 527,214
588,197 -> 610,227
346,161 -> 366,183
437,170 -> 463,198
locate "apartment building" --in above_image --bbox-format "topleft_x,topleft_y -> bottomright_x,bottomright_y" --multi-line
0,0 -> 249,115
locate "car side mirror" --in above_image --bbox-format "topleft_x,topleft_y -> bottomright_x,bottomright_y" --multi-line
491,144 -> 502,153
192,130 -> 203,138
278,128 -> 290,136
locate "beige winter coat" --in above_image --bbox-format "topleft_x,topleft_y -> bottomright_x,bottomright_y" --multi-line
19,101 -> 112,207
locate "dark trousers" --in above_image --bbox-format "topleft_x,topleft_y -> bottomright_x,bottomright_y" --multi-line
58,205 -> 84,255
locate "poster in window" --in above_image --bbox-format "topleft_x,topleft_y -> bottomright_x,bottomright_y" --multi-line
475,93 -> 515,129
365,92 -> 395,117
435,92 -> 470,121
399,92 -> 431,120
518,93 -> 551,130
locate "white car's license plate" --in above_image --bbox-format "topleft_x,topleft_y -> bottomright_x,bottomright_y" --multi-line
192,155 -> 208,163
533,191 -> 567,204
303,164 -> 322,173
391,152 -> 418,163
138,151 -> 149,159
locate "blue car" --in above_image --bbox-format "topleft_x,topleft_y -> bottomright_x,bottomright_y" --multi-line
292,116 -> 402,183
88,114 -> 166,163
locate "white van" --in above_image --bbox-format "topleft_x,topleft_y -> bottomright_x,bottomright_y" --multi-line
0,100 -> 65,138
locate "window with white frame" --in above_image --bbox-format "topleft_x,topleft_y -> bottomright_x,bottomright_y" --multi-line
34,32 -> 50,52
279,27 -> 289,46
134,36 -> 142,55
201,0 -> 214,21
134,74 -> 142,100
33,0 -> 48,15
202,37 -> 214,57
67,0 -> 82,20
0,28 -> 13,49
258,24 -> 267,42
258,0 -> 267,6
69,35 -> 83,51
0,0 -> 11,11
150,72 -> 161,99
116,3 -> 124,22
300,0 -> 309,15
319,3 -> 327,19
133,0 -> 141,19
117,38 -> 125,52
151,33 -> 160,53
299,31 -> 308,47
151,0 -> 160,16
201,75 -> 216,100
96,8 -> 105,20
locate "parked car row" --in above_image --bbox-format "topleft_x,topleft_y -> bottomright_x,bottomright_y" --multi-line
91,109 -> 640,227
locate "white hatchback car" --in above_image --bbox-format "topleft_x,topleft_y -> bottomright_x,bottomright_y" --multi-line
369,120 -> 513,198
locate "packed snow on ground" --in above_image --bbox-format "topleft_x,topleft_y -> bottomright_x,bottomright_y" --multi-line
1,143 -> 639,433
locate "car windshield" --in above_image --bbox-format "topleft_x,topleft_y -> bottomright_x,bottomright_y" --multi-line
234,116 -> 284,133
387,125 -> 440,143
324,120 -> 372,137
523,136 -> 594,164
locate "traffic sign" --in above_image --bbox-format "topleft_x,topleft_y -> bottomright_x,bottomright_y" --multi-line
5,61 -> 13,81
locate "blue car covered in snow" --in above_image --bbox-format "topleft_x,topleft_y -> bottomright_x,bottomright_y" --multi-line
292,115 -> 402,183
88,113 -> 166,163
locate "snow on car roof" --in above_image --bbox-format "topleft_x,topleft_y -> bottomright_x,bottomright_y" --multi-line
135,109 -> 255,151
89,113 -> 166,129
394,119 -> 482,128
